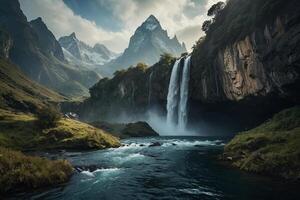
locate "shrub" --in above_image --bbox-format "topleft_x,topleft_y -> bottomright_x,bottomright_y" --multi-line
36,106 -> 62,129
0,147 -> 73,194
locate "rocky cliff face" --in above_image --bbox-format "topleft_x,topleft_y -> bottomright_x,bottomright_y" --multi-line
30,17 -> 65,62
0,30 -> 12,59
64,54 -> 174,121
191,16 -> 299,103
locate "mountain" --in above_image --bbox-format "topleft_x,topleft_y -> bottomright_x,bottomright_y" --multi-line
59,33 -> 117,70
70,0 -> 300,134
29,17 -> 65,62
101,15 -> 187,77
0,0 -> 100,97
0,29 -> 64,112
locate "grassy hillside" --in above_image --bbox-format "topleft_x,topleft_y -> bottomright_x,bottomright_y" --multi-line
0,58 -> 65,112
223,106 -> 300,179
0,147 -> 73,194
0,109 -> 121,151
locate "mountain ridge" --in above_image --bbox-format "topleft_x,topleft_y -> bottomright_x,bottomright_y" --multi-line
100,15 -> 187,77
0,0 -> 100,97
59,32 -> 117,70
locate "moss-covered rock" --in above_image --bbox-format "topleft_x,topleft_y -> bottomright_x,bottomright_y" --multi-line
0,109 -> 121,151
121,121 -> 159,138
222,106 -> 300,180
0,147 -> 73,194
91,121 -> 159,139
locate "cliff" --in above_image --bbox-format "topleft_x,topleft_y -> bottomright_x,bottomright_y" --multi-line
68,0 -> 300,133
68,54 -> 174,121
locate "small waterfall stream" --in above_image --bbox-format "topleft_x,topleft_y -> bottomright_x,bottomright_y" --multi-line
148,71 -> 153,107
166,56 -> 191,132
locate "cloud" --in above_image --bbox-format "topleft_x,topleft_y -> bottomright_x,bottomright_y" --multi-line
20,0 -> 220,52
20,0 -> 130,52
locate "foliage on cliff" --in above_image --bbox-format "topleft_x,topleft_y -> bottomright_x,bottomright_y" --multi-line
0,109 -> 121,151
0,147 -> 73,194
76,53 -> 175,121
223,106 -> 300,180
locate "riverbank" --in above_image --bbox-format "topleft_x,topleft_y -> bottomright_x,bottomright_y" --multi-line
222,106 -> 300,180
0,147 -> 73,195
0,109 -> 121,151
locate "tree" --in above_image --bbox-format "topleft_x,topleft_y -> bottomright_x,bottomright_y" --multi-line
192,37 -> 206,50
136,62 -> 148,70
202,20 -> 212,33
36,106 -> 62,129
207,1 -> 225,17
160,53 -> 174,64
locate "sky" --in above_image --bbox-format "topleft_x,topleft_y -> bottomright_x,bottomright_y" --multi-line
20,0 -> 219,53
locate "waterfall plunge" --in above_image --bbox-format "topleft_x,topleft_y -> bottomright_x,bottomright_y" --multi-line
166,59 -> 181,125
178,56 -> 191,130
166,56 -> 191,133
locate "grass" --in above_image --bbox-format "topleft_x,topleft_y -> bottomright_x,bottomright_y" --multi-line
0,58 -> 65,112
0,109 -> 121,151
223,106 -> 300,179
0,147 -> 73,194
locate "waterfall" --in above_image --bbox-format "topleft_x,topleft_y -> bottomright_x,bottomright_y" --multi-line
166,56 -> 191,132
178,56 -> 191,130
148,71 -> 153,107
166,59 -> 181,126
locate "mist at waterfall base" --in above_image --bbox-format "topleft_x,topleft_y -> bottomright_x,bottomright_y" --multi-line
104,55 -> 228,136
148,56 -> 197,136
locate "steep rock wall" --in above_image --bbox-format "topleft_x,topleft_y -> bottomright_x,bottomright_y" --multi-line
191,16 -> 299,103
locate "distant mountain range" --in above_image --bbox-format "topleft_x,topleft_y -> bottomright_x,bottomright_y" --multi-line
59,33 -> 118,71
0,0 -> 100,97
100,15 -> 187,77
0,0 -> 188,97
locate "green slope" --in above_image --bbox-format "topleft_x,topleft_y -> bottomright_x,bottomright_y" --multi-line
0,58 -> 65,112
223,106 -> 300,180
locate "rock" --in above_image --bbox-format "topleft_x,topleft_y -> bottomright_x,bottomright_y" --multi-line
149,142 -> 161,147
121,121 -> 159,138
227,157 -> 233,161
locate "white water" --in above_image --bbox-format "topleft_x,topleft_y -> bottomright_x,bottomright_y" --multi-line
166,59 -> 182,126
166,56 -> 191,133
178,56 -> 191,130
148,71 -> 153,106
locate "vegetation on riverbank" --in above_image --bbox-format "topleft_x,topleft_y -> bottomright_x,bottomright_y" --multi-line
223,106 -> 300,180
0,147 -> 73,194
0,109 -> 121,151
